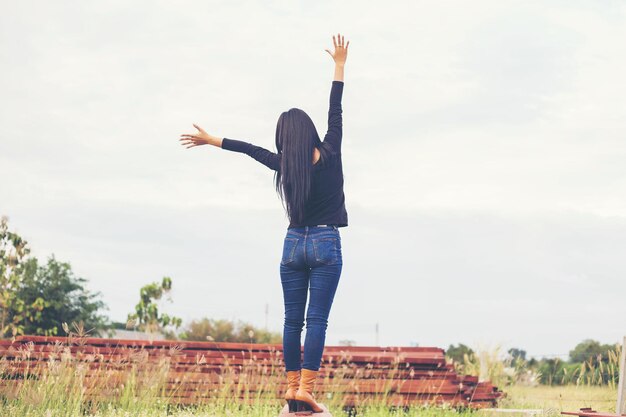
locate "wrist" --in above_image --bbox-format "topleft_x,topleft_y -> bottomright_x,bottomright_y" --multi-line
333,63 -> 345,82
209,136 -> 223,147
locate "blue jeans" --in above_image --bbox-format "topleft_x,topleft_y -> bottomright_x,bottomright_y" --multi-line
280,225 -> 343,372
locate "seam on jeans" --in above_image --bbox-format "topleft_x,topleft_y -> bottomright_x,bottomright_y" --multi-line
303,229 -> 307,265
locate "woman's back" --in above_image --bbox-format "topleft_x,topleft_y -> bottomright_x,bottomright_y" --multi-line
289,141 -> 347,227
220,80 -> 347,228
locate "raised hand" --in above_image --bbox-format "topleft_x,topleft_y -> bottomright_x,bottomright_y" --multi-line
179,124 -> 222,148
325,33 -> 349,66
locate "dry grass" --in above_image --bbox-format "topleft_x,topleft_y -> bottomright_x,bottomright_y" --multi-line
0,322 -> 489,416
0,324 -> 620,417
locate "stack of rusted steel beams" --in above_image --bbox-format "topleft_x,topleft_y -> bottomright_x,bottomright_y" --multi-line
0,335 -> 503,408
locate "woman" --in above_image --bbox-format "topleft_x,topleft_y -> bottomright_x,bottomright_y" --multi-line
179,33 -> 349,413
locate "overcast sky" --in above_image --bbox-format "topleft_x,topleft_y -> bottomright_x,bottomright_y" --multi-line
1,0 -> 625,360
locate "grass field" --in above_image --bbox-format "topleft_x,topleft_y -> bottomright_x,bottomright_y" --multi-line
0,333 -> 620,417
0,384 -> 618,417
482,384 -> 617,417
499,384 -> 616,411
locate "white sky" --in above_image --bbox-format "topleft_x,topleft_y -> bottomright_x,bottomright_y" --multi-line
1,0 -> 625,359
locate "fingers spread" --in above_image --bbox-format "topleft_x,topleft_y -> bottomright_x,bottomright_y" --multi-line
179,128 -> 205,148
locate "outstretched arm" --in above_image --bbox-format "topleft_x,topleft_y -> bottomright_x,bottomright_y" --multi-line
179,124 -> 280,171
221,138 -> 280,171
323,33 -> 349,152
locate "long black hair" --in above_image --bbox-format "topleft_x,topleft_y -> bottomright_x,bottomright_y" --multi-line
274,108 -> 323,224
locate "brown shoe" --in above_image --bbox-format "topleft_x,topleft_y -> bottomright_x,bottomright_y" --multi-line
285,370 -> 301,412
294,368 -> 324,413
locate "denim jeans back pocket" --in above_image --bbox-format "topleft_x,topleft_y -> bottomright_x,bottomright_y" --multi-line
312,237 -> 341,265
281,237 -> 299,265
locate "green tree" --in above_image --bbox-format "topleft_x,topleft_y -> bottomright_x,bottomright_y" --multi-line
508,347 -> 529,376
179,317 -> 282,343
508,347 -> 527,362
127,276 -> 182,336
0,216 -> 45,338
537,357 -> 564,385
17,255 -> 109,336
568,339 -> 620,385
446,343 -> 474,364
569,339 -> 614,364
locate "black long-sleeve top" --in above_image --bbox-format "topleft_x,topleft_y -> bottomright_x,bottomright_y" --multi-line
221,80 -> 348,228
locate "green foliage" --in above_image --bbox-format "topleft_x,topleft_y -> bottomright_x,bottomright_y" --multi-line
569,339 -> 615,364
508,347 -> 527,361
179,317 -> 282,343
0,216 -> 46,338
444,341 -> 621,387
537,358 -> 567,385
0,216 -> 109,339
530,340 -> 621,386
127,276 -> 182,336
574,344 -> 621,387
17,255 -> 109,337
507,347 -> 529,375
445,343 -> 474,365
